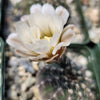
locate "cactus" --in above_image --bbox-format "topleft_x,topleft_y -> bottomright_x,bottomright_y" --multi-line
36,56 -> 96,100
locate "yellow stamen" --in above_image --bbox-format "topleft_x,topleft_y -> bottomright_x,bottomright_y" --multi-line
44,36 -> 51,42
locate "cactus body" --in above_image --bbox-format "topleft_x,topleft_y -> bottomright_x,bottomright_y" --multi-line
36,56 -> 96,100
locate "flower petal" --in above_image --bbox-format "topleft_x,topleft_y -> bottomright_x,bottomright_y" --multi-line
29,54 -> 48,61
29,26 -> 40,43
28,13 -> 63,36
6,33 -> 38,56
28,13 -> 50,36
30,26 -> 40,39
42,3 -> 55,15
50,15 -> 63,34
50,31 -> 61,47
30,4 -> 42,14
52,42 -> 64,55
61,29 -> 75,46
6,33 -> 27,51
27,39 -> 51,54
15,50 -> 37,57
63,24 -> 74,33
15,21 -> 32,43
45,54 -> 59,63
56,6 -> 69,25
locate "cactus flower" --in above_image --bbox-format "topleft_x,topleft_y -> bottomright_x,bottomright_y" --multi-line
7,3 -> 75,62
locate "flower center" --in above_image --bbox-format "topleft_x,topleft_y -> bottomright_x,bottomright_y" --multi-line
44,36 -> 51,42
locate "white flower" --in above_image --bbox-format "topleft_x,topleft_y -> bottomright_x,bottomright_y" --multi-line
7,3 -> 75,62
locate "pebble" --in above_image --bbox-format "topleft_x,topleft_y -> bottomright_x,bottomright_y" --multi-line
85,8 -> 99,26
21,76 -> 36,92
81,0 -> 91,5
68,89 -> 73,94
66,52 -> 88,67
7,89 -> 18,100
33,86 -> 42,100
81,83 -> 86,89
78,91 -> 82,97
9,56 -> 20,67
66,0 -> 73,5
85,70 -> 92,77
20,59 -> 35,74
89,26 -> 100,43
21,89 -> 34,100
32,62 -> 39,71
67,96 -> 72,100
